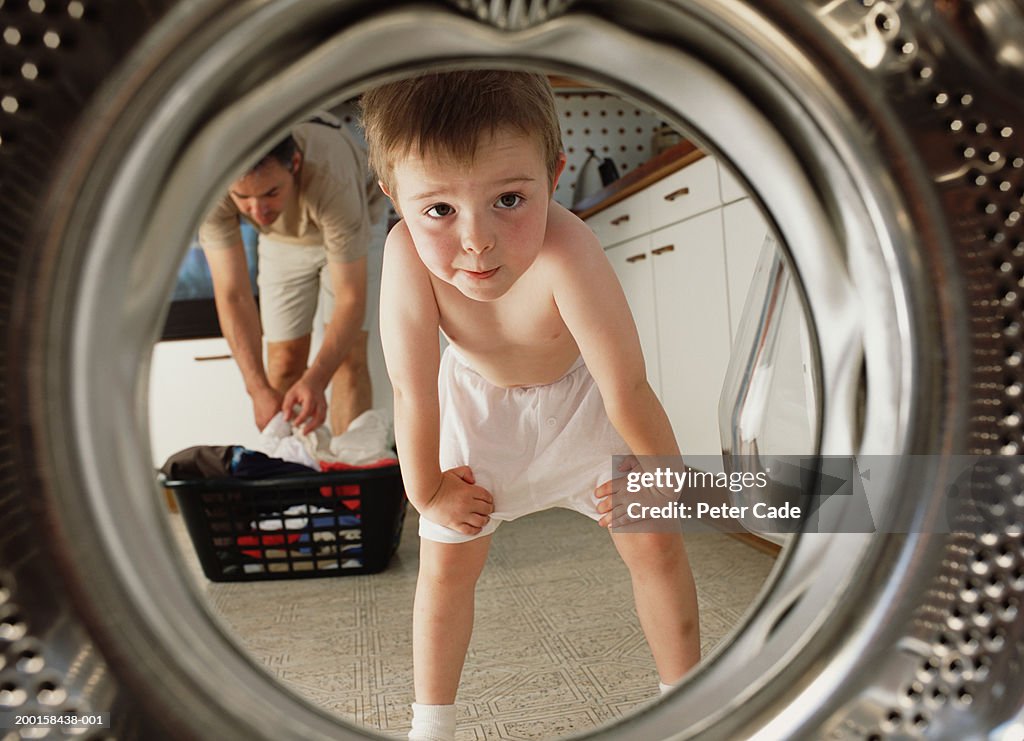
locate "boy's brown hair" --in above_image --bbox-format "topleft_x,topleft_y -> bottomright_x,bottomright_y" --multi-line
360,70 -> 563,194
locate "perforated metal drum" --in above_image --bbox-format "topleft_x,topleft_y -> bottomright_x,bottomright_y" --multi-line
0,1 -> 1021,739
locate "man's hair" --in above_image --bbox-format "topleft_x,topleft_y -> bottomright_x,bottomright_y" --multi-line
251,135 -> 298,173
360,70 -> 562,193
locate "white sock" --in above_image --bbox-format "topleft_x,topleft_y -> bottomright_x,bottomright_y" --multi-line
659,680 -> 675,695
408,703 -> 456,741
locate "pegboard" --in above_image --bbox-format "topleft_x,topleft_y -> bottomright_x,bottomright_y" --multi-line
554,90 -> 669,208
332,90 -> 673,212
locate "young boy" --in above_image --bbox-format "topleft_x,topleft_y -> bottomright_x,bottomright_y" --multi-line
362,70 -> 700,741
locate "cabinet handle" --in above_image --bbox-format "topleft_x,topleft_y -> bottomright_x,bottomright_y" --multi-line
194,354 -> 233,362
625,253 -> 647,263
610,214 -> 631,226
663,187 -> 690,202
652,244 -> 675,256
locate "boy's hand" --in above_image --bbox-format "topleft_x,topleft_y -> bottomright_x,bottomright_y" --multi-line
596,456 -> 641,529
595,455 -> 679,531
421,466 -> 495,535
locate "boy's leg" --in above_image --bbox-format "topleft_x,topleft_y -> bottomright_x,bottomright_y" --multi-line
414,533 -> 493,704
611,531 -> 701,685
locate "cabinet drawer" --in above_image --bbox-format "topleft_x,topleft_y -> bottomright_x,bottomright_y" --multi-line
648,155 -> 722,230
586,190 -> 650,248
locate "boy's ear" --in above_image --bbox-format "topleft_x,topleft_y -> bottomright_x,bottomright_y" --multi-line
550,152 -> 568,194
379,181 -> 401,216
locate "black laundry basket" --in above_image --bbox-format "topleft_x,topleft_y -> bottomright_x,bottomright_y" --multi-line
164,465 -> 406,582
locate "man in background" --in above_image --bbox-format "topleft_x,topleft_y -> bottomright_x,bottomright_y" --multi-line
199,114 -> 386,434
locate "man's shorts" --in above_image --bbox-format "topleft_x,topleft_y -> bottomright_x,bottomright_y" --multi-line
256,219 -> 387,342
418,346 -> 629,544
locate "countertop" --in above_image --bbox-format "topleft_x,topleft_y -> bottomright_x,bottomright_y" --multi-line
571,140 -> 706,220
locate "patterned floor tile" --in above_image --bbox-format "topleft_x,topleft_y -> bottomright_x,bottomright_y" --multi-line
168,506 -> 776,738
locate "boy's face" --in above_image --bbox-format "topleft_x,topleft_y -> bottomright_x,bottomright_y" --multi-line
386,128 -> 565,302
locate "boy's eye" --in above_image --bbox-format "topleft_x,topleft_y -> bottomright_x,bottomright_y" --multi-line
425,203 -> 454,218
495,193 -> 523,209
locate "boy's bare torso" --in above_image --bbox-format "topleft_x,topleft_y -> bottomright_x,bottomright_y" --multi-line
421,203 -> 585,388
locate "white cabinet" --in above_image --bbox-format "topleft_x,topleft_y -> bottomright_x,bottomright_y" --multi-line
718,159 -> 748,205
588,155 -> 733,457
647,156 -> 722,226
606,235 -> 660,396
587,153 -> 814,461
586,153 -> 817,549
586,189 -> 650,247
649,211 -> 732,455
148,338 -> 263,466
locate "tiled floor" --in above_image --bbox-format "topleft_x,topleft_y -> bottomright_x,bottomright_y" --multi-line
169,506 -> 777,739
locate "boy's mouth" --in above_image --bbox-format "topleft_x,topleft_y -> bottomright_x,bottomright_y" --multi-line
461,267 -> 499,280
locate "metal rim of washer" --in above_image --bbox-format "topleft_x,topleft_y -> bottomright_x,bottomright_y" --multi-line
15,1 -> 992,739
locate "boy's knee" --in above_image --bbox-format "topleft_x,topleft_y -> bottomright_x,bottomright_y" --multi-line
419,540 -> 489,589
618,532 -> 686,572
418,558 -> 486,594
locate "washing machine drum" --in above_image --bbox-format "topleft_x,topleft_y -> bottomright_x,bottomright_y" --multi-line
1,1 -> 1022,739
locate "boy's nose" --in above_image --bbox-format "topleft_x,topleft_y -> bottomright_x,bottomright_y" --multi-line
460,229 -> 493,254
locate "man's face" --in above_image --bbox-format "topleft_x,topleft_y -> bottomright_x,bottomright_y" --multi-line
387,129 -> 565,302
228,152 -> 300,227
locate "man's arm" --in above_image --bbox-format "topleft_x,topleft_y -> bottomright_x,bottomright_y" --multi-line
204,242 -> 282,430
379,224 -> 493,534
282,256 -> 367,432
550,214 -> 680,459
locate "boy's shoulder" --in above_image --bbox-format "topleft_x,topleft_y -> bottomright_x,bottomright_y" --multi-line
538,202 -> 605,269
381,219 -> 427,280
383,217 -> 415,254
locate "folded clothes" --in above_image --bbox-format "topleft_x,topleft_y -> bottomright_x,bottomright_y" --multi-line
239,509 -> 363,558
237,532 -> 309,558
317,461 -> 398,511
237,528 -> 363,559
252,504 -> 334,531
242,551 -> 364,573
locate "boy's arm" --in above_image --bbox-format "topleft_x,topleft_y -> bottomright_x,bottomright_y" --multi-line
550,218 -> 680,458
379,224 -> 494,533
379,224 -> 443,503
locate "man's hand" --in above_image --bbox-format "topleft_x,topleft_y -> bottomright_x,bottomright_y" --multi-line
252,385 -> 285,431
419,466 -> 495,535
282,373 -> 328,434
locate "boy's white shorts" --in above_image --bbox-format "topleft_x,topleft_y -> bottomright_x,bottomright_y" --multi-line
418,346 -> 629,544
